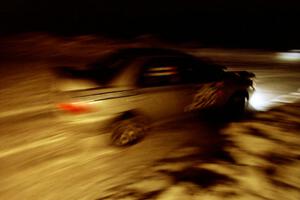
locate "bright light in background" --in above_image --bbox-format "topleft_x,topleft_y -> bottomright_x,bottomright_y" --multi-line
249,91 -> 270,111
277,51 -> 300,61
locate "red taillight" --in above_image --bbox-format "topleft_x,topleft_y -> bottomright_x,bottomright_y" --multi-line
57,103 -> 92,114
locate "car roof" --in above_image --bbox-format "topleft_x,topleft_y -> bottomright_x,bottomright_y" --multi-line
87,47 -> 196,71
111,47 -> 193,58
90,46 -> 224,69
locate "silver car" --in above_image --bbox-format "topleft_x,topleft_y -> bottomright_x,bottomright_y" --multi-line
52,48 -> 255,146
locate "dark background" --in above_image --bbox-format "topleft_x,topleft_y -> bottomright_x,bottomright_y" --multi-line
0,0 -> 299,49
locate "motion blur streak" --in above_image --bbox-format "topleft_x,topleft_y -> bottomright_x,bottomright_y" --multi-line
0,35 -> 299,200
277,52 -> 300,61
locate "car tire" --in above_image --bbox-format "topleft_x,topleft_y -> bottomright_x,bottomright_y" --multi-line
111,117 -> 147,146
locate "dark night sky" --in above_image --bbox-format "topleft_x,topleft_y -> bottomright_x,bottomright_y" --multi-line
0,0 -> 299,48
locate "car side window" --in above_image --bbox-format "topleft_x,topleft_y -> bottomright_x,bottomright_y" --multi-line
138,56 -> 224,87
180,58 -> 224,83
139,57 -> 183,87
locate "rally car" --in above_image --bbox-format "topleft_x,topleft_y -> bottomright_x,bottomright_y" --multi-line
52,48 -> 255,146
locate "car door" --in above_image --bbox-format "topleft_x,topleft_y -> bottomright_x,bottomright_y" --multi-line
135,56 -> 195,121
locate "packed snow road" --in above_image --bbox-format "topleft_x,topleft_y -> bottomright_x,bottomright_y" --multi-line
0,46 -> 299,199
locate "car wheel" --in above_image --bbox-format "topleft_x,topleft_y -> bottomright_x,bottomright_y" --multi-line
111,117 -> 147,146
